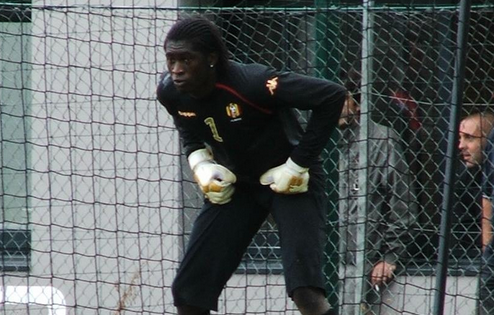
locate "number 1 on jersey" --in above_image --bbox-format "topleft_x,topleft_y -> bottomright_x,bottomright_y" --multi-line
204,117 -> 223,142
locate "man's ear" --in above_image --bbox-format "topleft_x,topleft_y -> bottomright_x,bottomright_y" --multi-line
208,52 -> 219,67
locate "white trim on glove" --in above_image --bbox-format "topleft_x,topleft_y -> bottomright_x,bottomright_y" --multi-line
285,157 -> 309,174
188,148 -> 237,204
188,148 -> 213,171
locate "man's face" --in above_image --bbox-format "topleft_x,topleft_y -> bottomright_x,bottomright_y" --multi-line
165,40 -> 215,98
458,117 -> 487,168
338,93 -> 360,129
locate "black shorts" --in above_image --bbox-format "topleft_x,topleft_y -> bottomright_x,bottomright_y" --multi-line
172,167 -> 328,311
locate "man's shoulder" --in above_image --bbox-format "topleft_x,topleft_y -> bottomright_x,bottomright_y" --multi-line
227,60 -> 274,78
220,61 -> 278,98
157,71 -> 173,90
156,71 -> 180,102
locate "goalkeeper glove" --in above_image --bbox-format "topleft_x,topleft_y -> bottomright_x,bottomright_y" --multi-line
188,148 -> 237,204
259,158 -> 309,194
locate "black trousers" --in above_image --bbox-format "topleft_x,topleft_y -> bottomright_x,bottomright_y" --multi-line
172,168 -> 329,311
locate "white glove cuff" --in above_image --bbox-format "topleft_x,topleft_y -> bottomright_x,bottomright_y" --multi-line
286,158 -> 309,173
188,148 -> 213,170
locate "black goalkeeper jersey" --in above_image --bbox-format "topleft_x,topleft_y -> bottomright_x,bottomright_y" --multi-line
157,61 -> 345,183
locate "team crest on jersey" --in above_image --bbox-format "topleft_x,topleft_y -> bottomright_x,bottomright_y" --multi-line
226,103 -> 242,119
266,77 -> 279,95
178,110 -> 196,118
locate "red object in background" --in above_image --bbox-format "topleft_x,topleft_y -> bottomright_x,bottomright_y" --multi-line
391,90 -> 422,131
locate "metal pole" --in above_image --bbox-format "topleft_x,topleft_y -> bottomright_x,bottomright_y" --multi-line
355,0 -> 373,314
433,1 -> 471,314
314,1 -> 341,310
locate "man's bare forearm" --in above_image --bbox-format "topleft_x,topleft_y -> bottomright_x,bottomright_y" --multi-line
482,197 -> 493,251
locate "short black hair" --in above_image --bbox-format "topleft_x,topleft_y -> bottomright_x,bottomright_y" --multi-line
164,15 -> 230,75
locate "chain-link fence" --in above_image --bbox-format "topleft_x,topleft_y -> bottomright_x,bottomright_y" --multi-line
1,0 -> 493,314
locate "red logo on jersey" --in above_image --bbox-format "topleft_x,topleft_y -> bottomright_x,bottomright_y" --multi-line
226,103 -> 242,119
266,77 -> 279,95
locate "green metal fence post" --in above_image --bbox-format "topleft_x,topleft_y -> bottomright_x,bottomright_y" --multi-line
314,1 -> 341,312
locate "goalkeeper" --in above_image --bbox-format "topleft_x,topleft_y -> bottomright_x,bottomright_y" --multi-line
157,15 -> 345,315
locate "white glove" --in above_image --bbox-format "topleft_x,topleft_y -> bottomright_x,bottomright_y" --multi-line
259,158 -> 309,194
188,148 -> 237,204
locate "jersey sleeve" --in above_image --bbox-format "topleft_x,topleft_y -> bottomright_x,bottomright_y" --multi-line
268,71 -> 347,167
156,72 -> 206,157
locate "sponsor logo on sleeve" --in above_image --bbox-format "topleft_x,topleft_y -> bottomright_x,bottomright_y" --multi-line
266,77 -> 279,96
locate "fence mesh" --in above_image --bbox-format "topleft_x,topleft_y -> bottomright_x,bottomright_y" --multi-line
1,0 -> 494,314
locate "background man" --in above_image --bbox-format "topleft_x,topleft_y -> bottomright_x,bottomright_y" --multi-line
469,111 -> 494,314
457,112 -> 494,258
337,80 -> 418,314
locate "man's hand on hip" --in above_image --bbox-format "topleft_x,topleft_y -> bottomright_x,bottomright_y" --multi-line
260,158 -> 309,194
